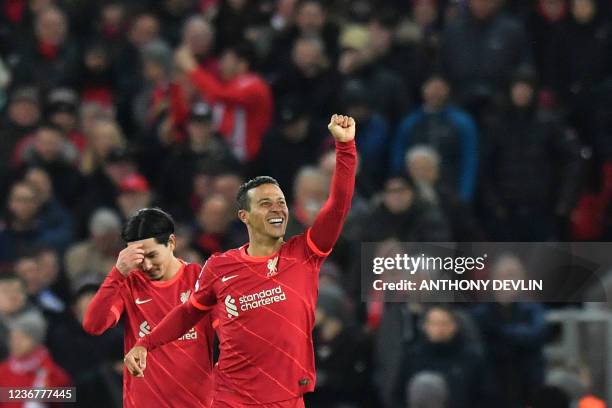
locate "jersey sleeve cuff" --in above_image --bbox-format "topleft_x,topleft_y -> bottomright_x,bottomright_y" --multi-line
190,294 -> 213,311
109,267 -> 127,280
110,305 -> 121,323
306,228 -> 332,257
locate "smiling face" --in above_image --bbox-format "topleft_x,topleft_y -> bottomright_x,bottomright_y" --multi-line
240,184 -> 289,241
128,236 -> 176,281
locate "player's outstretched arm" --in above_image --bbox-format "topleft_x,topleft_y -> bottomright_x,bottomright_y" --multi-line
308,114 -> 357,254
82,245 -> 144,335
125,301 -> 207,377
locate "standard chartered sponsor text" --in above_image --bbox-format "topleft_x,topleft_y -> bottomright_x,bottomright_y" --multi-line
239,285 -> 287,311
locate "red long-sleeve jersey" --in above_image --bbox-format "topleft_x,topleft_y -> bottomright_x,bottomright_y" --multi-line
83,261 -> 215,408
138,140 -> 357,406
189,68 -> 273,162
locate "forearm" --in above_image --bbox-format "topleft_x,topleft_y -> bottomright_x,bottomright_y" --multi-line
309,140 -> 357,253
189,67 -> 249,105
136,301 -> 206,351
82,267 -> 125,335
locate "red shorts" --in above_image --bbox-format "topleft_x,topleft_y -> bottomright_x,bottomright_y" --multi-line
211,397 -> 305,408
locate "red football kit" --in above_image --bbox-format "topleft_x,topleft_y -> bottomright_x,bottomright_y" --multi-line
138,140 -> 357,407
83,261 -> 215,408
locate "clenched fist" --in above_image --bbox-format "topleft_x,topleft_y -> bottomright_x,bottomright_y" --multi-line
115,244 -> 144,276
328,114 -> 356,143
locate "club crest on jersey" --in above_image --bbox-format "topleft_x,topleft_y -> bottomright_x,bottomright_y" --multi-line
180,290 -> 191,304
267,256 -> 279,277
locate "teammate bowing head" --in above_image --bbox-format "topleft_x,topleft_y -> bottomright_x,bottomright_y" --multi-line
119,209 -> 182,281
83,208 -> 214,408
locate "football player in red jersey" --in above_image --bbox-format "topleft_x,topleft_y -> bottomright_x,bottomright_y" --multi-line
83,208 -> 215,408
124,114 -> 357,408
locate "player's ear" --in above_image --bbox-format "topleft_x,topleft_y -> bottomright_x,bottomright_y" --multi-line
167,234 -> 177,251
238,209 -> 248,225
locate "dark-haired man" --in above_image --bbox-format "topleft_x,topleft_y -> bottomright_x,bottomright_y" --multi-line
125,115 -> 357,408
83,208 -> 215,408
174,42 -> 273,164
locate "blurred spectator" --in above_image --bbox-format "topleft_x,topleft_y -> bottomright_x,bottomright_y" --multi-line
174,41 -> 274,163
481,67 -> 583,240
115,12 -> 161,133
0,181 -> 73,267
270,34 -> 336,127
406,371 -> 449,408
181,15 -> 219,77
80,118 -> 126,176
471,254 -> 547,408
337,24 -> 409,123
173,223 -> 202,264
12,6 -> 80,90
253,99 -> 323,202
46,283 -> 123,408
346,174 -> 451,242
393,0 -> 442,97
526,0 -> 570,87
213,172 -> 244,207
213,0 -> 265,53
14,248 -> 64,314
158,101 -> 240,221
268,0 -> 339,70
405,146 -> 484,241
193,194 -> 243,258
24,166 -> 74,252
78,42 -> 116,107
0,274 -> 30,360
394,304 -> 493,408
0,87 -> 41,176
0,309 -> 71,401
116,173 -> 153,220
549,0 -> 612,137
306,280 -> 376,408
440,0 -> 531,116
391,74 -> 478,202
15,123 -> 82,207
155,0 -> 198,46
77,148 -> 137,236
285,166 -> 328,238
133,39 -> 174,132
46,87 -> 86,153
64,208 -> 122,283
339,79 -> 390,197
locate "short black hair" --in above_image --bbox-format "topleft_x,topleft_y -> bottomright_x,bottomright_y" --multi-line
236,176 -> 280,211
121,207 -> 175,244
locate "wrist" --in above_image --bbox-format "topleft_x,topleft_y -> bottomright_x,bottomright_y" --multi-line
135,337 -> 149,350
111,266 -> 129,279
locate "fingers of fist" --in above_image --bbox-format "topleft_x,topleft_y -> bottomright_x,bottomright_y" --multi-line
124,348 -> 147,377
328,114 -> 355,129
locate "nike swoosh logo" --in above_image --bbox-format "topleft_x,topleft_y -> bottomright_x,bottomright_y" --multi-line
135,298 -> 152,305
221,275 -> 238,283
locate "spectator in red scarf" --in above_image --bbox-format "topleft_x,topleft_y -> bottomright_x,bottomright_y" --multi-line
0,309 -> 71,408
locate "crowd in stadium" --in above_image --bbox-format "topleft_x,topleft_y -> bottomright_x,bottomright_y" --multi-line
1,0 -> 611,406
